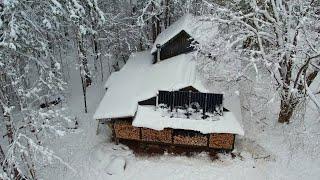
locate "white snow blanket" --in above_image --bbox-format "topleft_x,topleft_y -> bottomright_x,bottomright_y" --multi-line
105,156 -> 126,175
94,13 -> 244,135
133,105 -> 244,135
151,13 -> 218,53
94,51 -> 207,120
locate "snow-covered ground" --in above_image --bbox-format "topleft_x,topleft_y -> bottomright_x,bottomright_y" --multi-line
45,54 -> 320,180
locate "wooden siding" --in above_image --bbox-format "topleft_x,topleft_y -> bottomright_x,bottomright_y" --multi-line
209,134 -> 235,150
111,119 -> 236,151
141,128 -> 172,143
114,118 -> 140,140
173,129 -> 208,146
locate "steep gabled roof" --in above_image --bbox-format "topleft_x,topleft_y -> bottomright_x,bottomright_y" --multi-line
94,51 -> 207,120
151,13 -> 218,54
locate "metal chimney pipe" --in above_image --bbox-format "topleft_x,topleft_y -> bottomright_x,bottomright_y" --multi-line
156,44 -> 161,63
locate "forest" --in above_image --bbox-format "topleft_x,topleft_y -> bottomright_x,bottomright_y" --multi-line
0,0 -> 320,179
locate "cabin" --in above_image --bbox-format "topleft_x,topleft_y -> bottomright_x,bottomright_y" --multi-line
94,14 -> 244,153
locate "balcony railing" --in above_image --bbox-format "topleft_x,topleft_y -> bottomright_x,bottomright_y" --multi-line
158,90 -> 223,118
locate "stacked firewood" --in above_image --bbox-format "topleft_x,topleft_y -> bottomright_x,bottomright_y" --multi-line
114,120 -> 140,140
141,128 -> 172,143
173,134 -> 208,146
209,133 -> 234,150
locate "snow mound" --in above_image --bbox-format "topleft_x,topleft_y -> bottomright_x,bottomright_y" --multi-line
105,156 -> 126,175
236,138 -> 274,160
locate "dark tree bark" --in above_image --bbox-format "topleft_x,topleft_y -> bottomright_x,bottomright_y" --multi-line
0,107 -> 20,179
76,29 -> 91,113
150,2 -> 162,43
92,33 -> 99,71
278,94 -> 297,123
278,59 -> 319,123
164,0 -> 170,29
4,114 -> 14,144
0,144 -> 5,169
152,16 -> 157,43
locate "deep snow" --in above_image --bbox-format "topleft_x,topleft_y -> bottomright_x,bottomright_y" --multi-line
45,52 -> 320,180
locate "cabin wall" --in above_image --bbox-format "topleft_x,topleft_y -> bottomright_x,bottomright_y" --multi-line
109,119 -> 235,151
209,134 -> 235,150
113,118 -> 140,140
141,128 -> 172,143
153,30 -> 195,63
173,129 -> 208,147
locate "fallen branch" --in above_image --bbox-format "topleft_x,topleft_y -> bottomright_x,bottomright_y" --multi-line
254,154 -> 271,160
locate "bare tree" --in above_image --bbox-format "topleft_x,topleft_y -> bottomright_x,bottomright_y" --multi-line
201,0 -> 320,123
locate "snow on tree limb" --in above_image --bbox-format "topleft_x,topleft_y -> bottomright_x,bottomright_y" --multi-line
306,86 -> 320,112
198,0 -> 320,122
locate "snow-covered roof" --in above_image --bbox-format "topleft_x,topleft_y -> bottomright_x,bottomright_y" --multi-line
151,13 -> 218,54
104,72 -> 119,89
133,105 -> 244,135
94,51 -> 207,120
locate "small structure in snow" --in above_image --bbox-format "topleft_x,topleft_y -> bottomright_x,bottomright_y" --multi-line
94,13 -> 244,152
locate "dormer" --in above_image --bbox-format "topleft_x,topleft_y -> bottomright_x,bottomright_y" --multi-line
151,13 -> 217,63
152,30 -> 196,63
151,14 -> 199,63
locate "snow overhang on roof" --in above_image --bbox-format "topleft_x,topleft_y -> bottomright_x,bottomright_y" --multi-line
93,51 -> 207,120
132,105 -> 244,136
104,72 -> 120,89
151,13 -> 218,54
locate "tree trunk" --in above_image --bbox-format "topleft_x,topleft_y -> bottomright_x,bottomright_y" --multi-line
156,15 -> 161,37
278,88 -> 298,123
92,33 -> 104,82
164,0 -> 170,29
99,54 -> 104,82
278,99 -> 295,123
81,75 -> 88,113
4,113 -> 14,144
92,34 -> 99,71
2,115 -> 20,179
76,29 -> 90,113
77,33 -> 92,87
0,144 -> 9,179
0,144 -> 5,167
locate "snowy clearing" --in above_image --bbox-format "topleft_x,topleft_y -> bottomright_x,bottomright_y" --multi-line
45,61 -> 320,180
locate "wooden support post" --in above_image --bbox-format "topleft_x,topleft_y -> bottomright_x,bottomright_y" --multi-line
187,90 -> 191,118
232,134 -> 236,150
96,119 -> 100,135
202,93 -> 208,119
171,91 -> 175,112
112,121 -> 119,145
171,129 -> 174,144
155,94 -> 159,110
